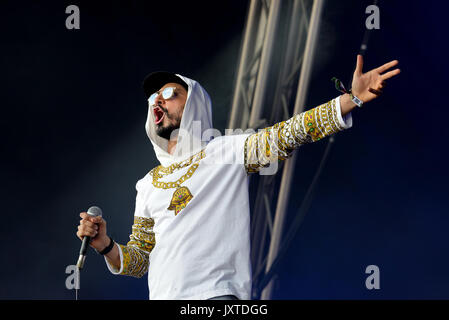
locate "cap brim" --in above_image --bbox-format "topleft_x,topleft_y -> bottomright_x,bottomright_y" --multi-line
142,71 -> 188,98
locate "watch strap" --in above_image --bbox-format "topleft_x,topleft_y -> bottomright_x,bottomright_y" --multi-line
350,92 -> 363,107
96,236 -> 114,255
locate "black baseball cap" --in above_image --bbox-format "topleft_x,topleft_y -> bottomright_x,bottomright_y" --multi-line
142,71 -> 189,99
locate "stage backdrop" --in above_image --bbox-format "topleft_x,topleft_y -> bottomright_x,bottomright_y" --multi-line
1,0 -> 448,299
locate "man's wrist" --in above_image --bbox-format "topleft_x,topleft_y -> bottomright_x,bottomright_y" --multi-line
96,236 -> 114,255
96,236 -> 111,252
340,93 -> 357,116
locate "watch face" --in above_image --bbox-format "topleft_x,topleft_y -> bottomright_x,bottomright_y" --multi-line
352,96 -> 363,107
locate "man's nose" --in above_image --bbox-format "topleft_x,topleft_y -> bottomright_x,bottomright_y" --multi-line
154,93 -> 165,106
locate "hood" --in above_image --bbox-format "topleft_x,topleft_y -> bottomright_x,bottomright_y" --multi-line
145,74 -> 213,167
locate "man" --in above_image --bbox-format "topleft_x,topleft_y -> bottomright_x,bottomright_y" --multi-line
76,55 -> 400,299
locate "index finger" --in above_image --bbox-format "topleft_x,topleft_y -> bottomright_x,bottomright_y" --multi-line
79,212 -> 100,222
376,60 -> 399,74
80,212 -> 88,219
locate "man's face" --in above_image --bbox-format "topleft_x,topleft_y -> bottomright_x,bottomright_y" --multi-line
151,82 -> 187,140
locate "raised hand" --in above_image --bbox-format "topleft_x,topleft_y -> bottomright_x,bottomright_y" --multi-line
351,55 -> 401,103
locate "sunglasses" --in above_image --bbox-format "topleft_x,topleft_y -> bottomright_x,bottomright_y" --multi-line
148,87 -> 178,107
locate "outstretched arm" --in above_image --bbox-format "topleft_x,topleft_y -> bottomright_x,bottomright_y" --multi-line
244,96 -> 348,173
244,55 -> 401,174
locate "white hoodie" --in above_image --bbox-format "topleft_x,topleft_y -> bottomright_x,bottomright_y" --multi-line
124,74 -> 252,299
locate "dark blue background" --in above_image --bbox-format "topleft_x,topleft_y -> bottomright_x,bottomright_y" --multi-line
1,0 -> 448,299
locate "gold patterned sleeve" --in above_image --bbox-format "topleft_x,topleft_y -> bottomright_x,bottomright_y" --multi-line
244,96 -> 352,173
107,216 -> 156,278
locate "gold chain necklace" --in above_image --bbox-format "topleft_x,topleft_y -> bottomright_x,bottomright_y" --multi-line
152,150 -> 205,177
150,150 -> 205,215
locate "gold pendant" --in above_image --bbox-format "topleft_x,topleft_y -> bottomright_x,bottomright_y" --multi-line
167,186 -> 193,216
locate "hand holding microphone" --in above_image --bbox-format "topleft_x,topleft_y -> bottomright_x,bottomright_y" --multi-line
76,206 -> 111,269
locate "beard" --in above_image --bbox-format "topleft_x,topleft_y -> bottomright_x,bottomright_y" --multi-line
155,107 -> 182,140
156,122 -> 180,140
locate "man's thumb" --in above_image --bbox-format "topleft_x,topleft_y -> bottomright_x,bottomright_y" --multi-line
91,216 -> 105,225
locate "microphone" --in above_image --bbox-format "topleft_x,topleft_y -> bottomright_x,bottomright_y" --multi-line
76,206 -> 103,269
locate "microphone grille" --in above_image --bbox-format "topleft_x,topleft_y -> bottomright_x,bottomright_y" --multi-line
87,206 -> 103,217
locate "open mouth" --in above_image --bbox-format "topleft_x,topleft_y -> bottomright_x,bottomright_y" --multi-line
153,106 -> 165,125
